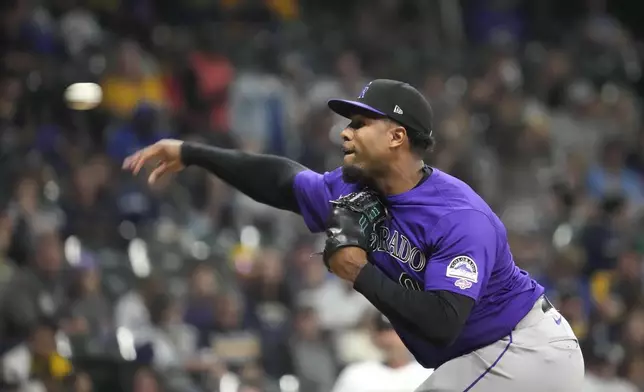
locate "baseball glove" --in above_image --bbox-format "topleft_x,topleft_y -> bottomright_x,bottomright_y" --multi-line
322,190 -> 388,270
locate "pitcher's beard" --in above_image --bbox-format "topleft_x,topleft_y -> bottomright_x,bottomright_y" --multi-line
342,164 -> 376,189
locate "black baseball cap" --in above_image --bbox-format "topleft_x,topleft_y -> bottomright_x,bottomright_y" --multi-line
328,79 -> 433,147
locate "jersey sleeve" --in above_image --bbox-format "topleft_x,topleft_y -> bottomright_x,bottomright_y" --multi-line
423,210 -> 498,301
292,169 -> 344,233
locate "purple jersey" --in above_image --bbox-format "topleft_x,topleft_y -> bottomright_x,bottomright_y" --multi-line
293,167 -> 544,368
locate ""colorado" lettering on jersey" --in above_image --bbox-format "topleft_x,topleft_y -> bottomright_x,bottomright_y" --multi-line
369,226 -> 426,272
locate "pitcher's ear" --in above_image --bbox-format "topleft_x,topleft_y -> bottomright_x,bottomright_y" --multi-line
389,124 -> 406,149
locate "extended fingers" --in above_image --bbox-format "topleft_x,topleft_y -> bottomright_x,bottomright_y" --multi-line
122,152 -> 138,170
123,146 -> 158,175
148,162 -> 168,184
122,151 -> 147,173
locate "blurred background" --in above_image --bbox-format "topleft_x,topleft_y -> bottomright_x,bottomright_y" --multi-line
1,0 -> 644,391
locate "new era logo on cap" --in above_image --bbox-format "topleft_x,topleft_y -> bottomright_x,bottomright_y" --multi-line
393,105 -> 403,114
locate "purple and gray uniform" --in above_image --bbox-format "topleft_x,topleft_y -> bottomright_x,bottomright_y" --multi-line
177,79 -> 585,391
293,167 -> 584,391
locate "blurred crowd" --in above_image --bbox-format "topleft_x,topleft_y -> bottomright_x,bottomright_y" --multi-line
1,0 -> 644,391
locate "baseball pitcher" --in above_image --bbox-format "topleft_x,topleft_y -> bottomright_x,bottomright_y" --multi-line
124,79 -> 584,391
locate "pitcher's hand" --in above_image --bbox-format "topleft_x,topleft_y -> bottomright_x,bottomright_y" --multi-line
122,139 -> 185,184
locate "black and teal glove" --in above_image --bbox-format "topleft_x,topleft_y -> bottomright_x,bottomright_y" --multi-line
322,190 -> 388,270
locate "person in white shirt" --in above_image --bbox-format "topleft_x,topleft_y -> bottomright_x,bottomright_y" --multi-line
331,313 -> 433,392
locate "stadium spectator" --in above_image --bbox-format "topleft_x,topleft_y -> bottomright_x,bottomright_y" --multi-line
331,313 -> 433,392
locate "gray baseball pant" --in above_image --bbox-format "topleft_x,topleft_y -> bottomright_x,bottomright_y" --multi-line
414,296 -> 585,392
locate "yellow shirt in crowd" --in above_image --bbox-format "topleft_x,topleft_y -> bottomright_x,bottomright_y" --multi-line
101,75 -> 166,118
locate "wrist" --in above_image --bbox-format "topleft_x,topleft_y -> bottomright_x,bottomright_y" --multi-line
345,256 -> 367,283
353,261 -> 376,291
327,247 -> 368,283
179,141 -> 197,166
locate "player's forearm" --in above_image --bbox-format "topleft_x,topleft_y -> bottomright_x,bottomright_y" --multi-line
354,263 -> 474,347
181,142 -> 306,212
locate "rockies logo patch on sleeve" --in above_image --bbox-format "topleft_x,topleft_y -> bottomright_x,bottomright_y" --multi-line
446,256 -> 478,283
